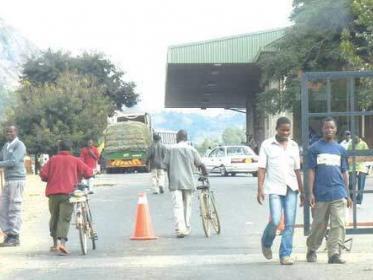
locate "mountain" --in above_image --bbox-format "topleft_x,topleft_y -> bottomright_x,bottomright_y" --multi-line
0,18 -> 38,119
151,110 -> 246,144
0,18 -> 38,89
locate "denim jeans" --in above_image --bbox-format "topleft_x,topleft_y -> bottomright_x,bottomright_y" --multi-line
261,188 -> 298,258
349,172 -> 367,204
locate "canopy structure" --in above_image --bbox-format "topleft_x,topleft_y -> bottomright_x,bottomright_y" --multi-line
165,28 -> 285,109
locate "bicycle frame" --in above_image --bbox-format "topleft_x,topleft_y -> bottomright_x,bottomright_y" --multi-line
197,176 -> 221,237
69,185 -> 97,255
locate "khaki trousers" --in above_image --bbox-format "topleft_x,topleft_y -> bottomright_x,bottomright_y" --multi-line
48,195 -> 74,240
307,199 -> 346,257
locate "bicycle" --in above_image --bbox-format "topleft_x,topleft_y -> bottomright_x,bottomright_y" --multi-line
197,176 -> 221,237
69,183 -> 98,255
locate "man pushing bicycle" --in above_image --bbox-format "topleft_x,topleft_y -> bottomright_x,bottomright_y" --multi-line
40,140 -> 93,256
163,130 -> 207,238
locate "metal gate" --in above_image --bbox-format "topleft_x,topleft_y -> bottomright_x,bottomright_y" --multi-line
301,71 -> 373,235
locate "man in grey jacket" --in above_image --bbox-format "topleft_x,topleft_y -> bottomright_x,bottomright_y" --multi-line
146,134 -> 167,194
0,125 -> 26,247
163,130 -> 207,238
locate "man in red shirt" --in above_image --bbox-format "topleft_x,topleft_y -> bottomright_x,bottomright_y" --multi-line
80,139 -> 100,191
40,140 -> 93,255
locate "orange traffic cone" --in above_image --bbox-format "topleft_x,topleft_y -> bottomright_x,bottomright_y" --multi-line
130,192 -> 158,240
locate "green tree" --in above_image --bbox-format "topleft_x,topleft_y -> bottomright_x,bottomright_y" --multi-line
341,0 -> 373,69
257,0 -> 373,114
340,0 -> 373,110
0,87 -> 16,121
21,50 -> 139,110
196,137 -> 220,155
222,127 -> 245,145
9,72 -> 111,155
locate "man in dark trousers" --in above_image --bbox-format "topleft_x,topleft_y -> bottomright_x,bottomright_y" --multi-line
146,134 -> 167,194
0,125 -> 27,247
40,140 -> 93,255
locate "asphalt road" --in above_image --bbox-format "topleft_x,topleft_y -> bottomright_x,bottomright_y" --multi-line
2,173 -> 373,280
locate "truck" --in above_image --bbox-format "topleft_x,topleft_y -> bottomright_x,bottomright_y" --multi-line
101,112 -> 152,173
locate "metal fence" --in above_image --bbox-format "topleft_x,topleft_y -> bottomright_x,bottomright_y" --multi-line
301,70 -> 373,235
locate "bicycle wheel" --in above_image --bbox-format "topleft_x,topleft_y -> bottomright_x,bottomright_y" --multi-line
79,205 -> 88,255
209,192 -> 221,234
199,191 -> 211,237
85,201 -> 97,250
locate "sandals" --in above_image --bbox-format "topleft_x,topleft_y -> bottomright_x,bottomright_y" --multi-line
56,245 -> 70,256
50,246 -> 58,252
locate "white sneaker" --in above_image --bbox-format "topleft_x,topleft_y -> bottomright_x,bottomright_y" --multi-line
176,231 -> 186,238
280,256 -> 295,265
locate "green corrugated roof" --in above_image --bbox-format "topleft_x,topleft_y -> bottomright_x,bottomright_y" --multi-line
167,28 -> 286,64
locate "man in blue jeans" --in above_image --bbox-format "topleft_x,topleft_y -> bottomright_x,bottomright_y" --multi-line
257,117 -> 304,265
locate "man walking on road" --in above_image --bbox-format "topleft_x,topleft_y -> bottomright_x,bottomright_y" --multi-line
347,136 -> 369,207
80,139 -> 100,191
40,140 -> 93,255
306,117 -> 352,264
146,134 -> 167,194
163,130 -> 207,238
257,117 -> 304,265
0,125 -> 27,247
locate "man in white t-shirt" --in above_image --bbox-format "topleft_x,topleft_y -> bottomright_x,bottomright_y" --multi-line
340,131 -> 352,150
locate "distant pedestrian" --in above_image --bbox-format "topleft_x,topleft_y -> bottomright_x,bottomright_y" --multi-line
40,140 -> 93,255
306,117 -> 352,264
163,130 -> 207,238
0,125 -> 27,247
257,117 -> 304,265
339,130 -> 352,150
80,139 -> 100,191
146,134 -> 167,194
347,136 -> 369,207
205,146 -> 213,157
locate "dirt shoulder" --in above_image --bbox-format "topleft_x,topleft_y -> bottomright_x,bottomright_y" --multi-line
0,175 -> 48,276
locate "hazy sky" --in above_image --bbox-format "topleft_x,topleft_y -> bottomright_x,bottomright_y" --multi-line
1,0 -> 293,113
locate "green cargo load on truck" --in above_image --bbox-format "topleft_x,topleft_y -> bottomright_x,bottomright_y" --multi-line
102,118 -> 152,173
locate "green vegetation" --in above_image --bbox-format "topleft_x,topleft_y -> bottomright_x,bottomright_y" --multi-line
196,127 -> 245,155
9,72 -> 111,155
2,50 -> 139,155
257,0 -> 373,115
22,50 -> 139,110
222,127 -> 246,145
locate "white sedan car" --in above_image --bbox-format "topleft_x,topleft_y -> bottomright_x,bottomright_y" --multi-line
202,145 -> 258,177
